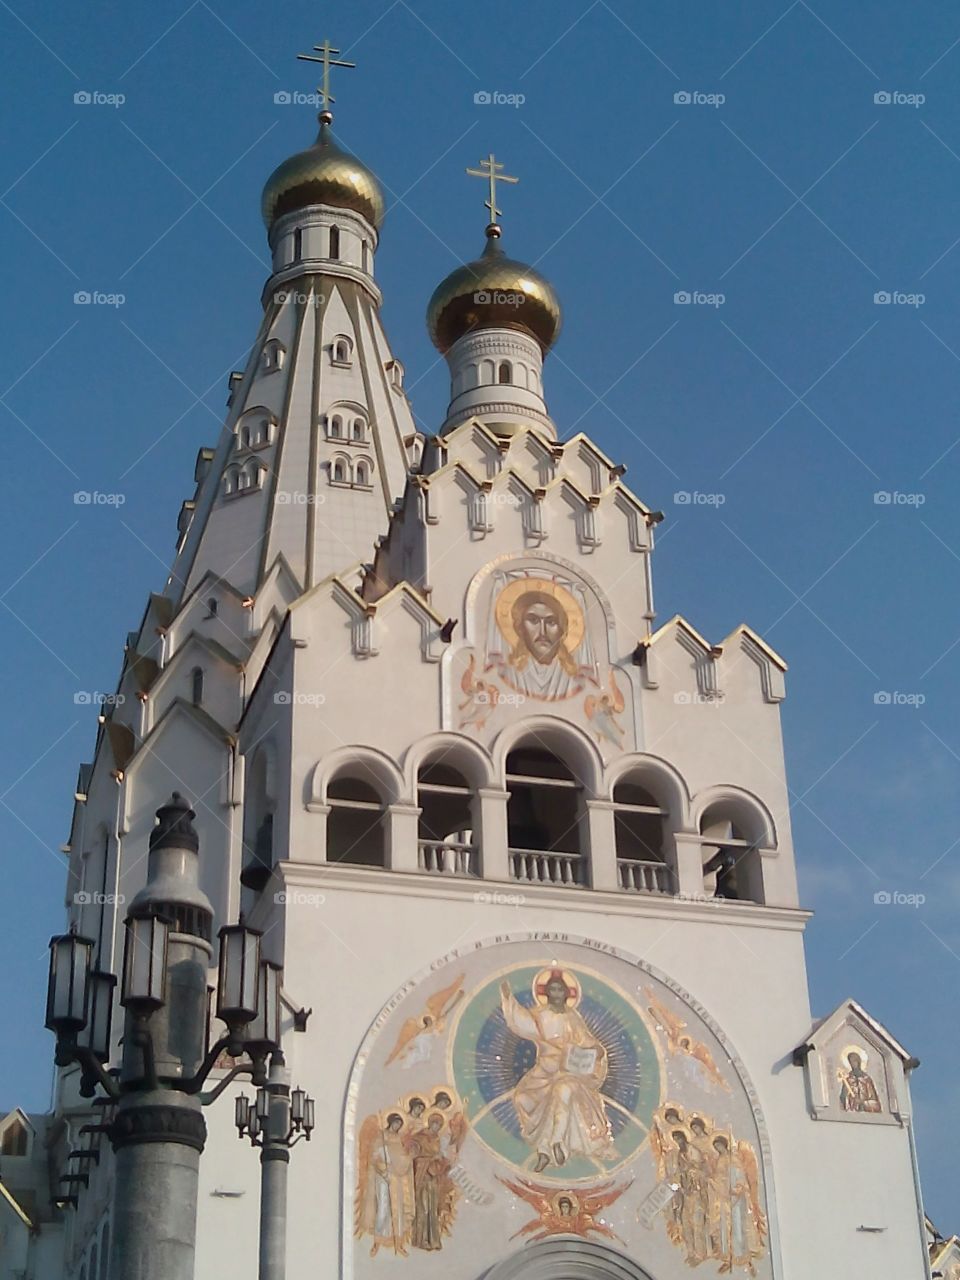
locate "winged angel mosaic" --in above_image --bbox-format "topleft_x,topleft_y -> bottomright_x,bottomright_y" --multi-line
353,957 -> 770,1276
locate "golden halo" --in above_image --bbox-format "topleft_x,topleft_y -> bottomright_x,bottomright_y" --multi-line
532,966 -> 581,1007
494,578 -> 585,654
550,1190 -> 581,1215
840,1043 -> 869,1068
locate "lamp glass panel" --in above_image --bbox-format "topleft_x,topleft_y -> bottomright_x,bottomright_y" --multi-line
46,934 -> 94,1031
122,915 -> 168,1009
217,925 -> 261,1023
79,971 -> 116,1060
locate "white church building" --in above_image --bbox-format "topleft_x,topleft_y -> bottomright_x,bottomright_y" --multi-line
0,53 -> 941,1280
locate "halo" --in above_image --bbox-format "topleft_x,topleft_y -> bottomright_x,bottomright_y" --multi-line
840,1043 -> 869,1068
494,577 -> 585,654
532,966 -> 581,1007
550,1190 -> 580,1215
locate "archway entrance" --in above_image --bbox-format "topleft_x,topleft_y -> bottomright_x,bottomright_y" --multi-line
482,1238 -> 657,1280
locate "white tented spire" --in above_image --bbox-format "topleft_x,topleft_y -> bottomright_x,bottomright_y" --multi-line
167,208 -> 415,603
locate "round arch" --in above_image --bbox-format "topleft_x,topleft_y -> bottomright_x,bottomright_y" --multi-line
307,746 -> 406,808
492,715 -> 604,795
482,1239 -> 657,1280
691,784 -> 778,849
603,751 -> 691,828
402,731 -> 495,796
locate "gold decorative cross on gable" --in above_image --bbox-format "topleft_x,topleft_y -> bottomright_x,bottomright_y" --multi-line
297,38 -> 356,111
466,152 -> 519,227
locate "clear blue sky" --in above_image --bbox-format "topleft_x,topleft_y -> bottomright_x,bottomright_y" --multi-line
2,0 -> 958,1229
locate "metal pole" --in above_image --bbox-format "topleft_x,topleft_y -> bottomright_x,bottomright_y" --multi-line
259,1052 -> 291,1280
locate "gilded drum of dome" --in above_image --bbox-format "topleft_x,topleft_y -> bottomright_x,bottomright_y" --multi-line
427,247 -> 562,354
261,132 -> 386,231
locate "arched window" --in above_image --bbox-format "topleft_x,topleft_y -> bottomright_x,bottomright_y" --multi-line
417,760 -> 475,876
327,773 -> 386,867
332,336 -> 352,366
328,415 -> 343,439
354,458 -> 372,487
223,467 -> 239,497
351,416 -> 366,442
207,598 -> 218,617
331,457 -> 348,485
362,241 -> 370,272
506,745 -> 584,885
293,227 -> 303,261
238,412 -> 274,451
1,1116 -> 28,1156
239,461 -> 264,493
700,804 -> 765,904
328,225 -> 340,260
481,358 -> 496,385
261,339 -> 285,373
191,667 -> 203,707
498,361 -> 512,384
612,778 -> 672,893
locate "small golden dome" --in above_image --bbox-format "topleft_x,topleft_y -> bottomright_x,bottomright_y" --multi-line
261,116 -> 385,232
427,228 -> 562,355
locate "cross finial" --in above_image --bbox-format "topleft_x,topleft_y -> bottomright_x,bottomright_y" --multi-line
297,38 -> 356,118
466,152 -> 519,232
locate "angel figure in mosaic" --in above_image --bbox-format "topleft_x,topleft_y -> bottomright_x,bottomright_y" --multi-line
405,1111 -> 459,1251
385,973 -> 465,1068
707,1133 -> 767,1275
584,670 -> 626,748
498,1175 -> 632,1244
458,655 -> 502,731
355,1111 -> 415,1257
645,989 -> 731,1091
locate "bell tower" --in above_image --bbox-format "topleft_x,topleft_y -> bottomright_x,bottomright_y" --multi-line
43,38 -> 934,1280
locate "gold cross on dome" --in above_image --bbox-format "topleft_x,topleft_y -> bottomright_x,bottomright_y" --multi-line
297,38 -> 356,110
466,152 -> 519,227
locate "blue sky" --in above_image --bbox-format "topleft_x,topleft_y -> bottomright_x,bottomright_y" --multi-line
2,0 -> 959,1229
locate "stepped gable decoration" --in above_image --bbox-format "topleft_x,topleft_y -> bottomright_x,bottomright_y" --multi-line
348,939 -> 771,1277
455,560 -> 631,753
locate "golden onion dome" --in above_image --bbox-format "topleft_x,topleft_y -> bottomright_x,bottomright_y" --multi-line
261,115 -> 385,232
426,227 -> 562,355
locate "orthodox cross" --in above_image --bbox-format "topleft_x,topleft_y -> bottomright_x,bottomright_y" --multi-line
466,153 -> 519,227
297,38 -> 356,111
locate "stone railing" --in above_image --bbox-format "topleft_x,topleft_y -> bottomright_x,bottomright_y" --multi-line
418,840 -> 476,877
509,849 -> 583,887
617,858 -> 672,894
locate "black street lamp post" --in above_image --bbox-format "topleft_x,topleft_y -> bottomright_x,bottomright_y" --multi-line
46,793 -> 282,1280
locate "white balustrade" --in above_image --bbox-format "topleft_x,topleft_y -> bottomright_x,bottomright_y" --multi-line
617,858 -> 671,894
417,840 -> 476,877
509,849 -> 583,887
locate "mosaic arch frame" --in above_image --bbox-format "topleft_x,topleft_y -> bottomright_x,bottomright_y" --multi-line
341,933 -> 785,1280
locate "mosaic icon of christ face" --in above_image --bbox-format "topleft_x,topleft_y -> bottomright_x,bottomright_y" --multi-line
489,577 -> 592,702
513,592 -> 572,668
